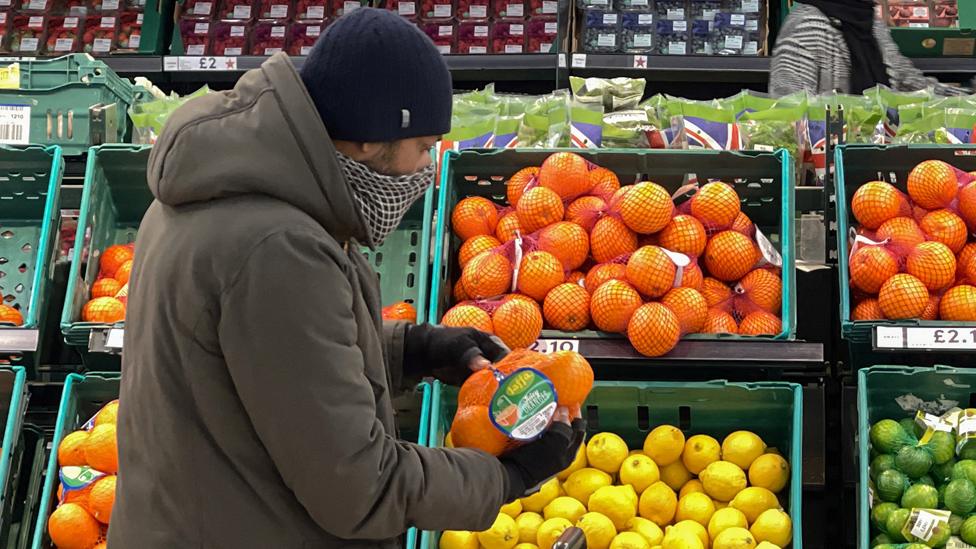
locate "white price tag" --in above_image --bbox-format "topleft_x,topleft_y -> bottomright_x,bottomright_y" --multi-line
668,41 -> 686,54
875,326 -> 976,350
105,328 -> 124,350
538,41 -> 552,52
263,47 -> 282,54
702,8 -> 717,19
398,0 -> 416,14
173,56 -> 239,70
667,8 -> 684,20
433,2 -> 451,16
731,13 -> 745,26
306,5 -> 325,17
529,339 -> 580,354
100,16 -> 116,27
27,0 -> 46,9
438,24 -> 452,36
558,53 -> 567,67
633,34 -> 652,48
544,21 -> 557,34
0,105 -> 30,145
673,20 -> 687,31
270,25 -> 286,38
638,13 -> 653,25
743,41 -> 758,55
129,33 -> 141,47
343,0 -> 360,11
505,44 -> 522,53
0,0 -> 11,6
191,0 -> 212,13
194,22 -> 209,34
597,33 -> 616,47
469,4 -> 486,17
269,4 -> 288,17
913,6 -> 930,17
306,25 -> 321,36
300,45 -> 312,55
909,22 -> 930,28
746,18 -> 759,31
469,45 -> 487,54
541,0 -> 556,12
590,0 -> 608,5
64,17 -> 79,28
230,25 -> 245,37
28,16 -> 44,28
725,35 -> 743,49
474,24 -> 488,37
224,46 -> 242,55
102,0 -> 120,8
511,23 -> 524,35
19,38 -> 38,52
436,44 -> 450,54
54,38 -> 75,51
571,53 -> 586,67
137,13 -> 144,23
506,2 -> 523,15
741,0 -> 759,12
186,44 -> 205,55
232,4 -> 251,17
602,13 -> 617,24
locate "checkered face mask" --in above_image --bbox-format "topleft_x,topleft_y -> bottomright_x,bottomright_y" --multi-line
337,153 -> 434,246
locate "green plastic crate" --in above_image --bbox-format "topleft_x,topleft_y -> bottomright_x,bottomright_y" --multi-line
419,378 -> 804,548
131,0 -> 175,54
404,381 -> 433,549
5,425 -> 47,549
429,148 -> 797,340
0,55 -> 150,156
0,367 -> 27,539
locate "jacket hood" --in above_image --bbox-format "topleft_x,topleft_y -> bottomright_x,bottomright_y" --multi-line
147,53 -> 371,245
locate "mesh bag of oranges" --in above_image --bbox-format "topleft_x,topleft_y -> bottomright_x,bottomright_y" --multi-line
48,399 -> 119,549
81,244 -> 134,325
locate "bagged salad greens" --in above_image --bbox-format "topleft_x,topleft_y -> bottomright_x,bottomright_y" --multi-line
569,76 -> 646,112
129,85 -> 210,144
737,104 -> 807,159
666,98 -> 741,150
517,90 -> 571,148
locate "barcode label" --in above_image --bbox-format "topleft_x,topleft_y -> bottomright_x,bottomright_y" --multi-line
469,45 -> 487,53
93,38 -> 112,52
0,105 -> 31,145
307,25 -> 321,36
232,4 -> 251,17
224,46 -> 242,55
19,38 -> 39,52
55,38 -> 75,51
305,5 -> 324,17
511,23 -> 523,35
541,0 -> 556,12
474,25 -> 488,37
129,34 -> 140,48
27,0 -> 46,9
270,26 -> 286,38
673,20 -> 687,31
398,0 -> 415,14
506,2 -> 522,15
100,16 -> 116,27
433,3 -> 451,16
469,4 -> 486,16
102,0 -> 119,9
269,4 -> 288,17
263,47 -> 282,54
28,16 -> 44,28
64,17 -> 79,28
191,1 -> 211,13
439,25 -> 452,36
544,21 -> 557,33
194,22 -> 209,34
505,44 -> 522,53
230,25 -> 245,37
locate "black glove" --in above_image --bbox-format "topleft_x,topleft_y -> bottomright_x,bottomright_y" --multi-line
499,418 -> 587,502
403,323 -> 509,383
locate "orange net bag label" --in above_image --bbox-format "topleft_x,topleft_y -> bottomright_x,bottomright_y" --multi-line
489,367 -> 557,441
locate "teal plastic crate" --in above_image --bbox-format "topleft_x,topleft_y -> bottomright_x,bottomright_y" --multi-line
429,148 -> 797,340
419,378 -> 804,548
0,367 -> 27,539
404,381 -> 433,549
5,425 -> 47,549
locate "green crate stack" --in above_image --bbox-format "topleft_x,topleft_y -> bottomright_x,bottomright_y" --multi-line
0,367 -> 27,543
418,379 -> 804,548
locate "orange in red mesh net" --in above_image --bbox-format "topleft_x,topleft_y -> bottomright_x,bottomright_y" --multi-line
590,279 -> 643,333
922,295 -> 941,320
690,182 -> 741,232
91,278 -> 122,299
82,297 -> 125,324
876,217 -> 926,256
734,268 -> 783,315
585,263 -> 627,294
921,209 -> 968,254
538,351 -> 594,408
454,279 -> 469,302
493,298 -> 543,349
738,311 -> 782,336
851,181 -> 911,230
731,212 -> 755,238
452,196 -> 499,240
507,166 -> 539,207
907,241 -> 957,291
704,231 -> 759,282
565,196 -> 608,232
517,186 -> 565,233
458,369 -> 498,408
626,245 -> 677,299
627,302 -> 680,357
960,243 -> 976,283
459,235 -> 502,268
958,181 -> 976,230
543,283 -> 590,331
680,262 -> 704,290
517,251 -> 566,302
702,308 -> 738,334
567,271 -> 585,286
451,405 -> 510,456
590,217 -> 638,263
659,215 -> 707,257
382,302 -> 417,322
849,246 -> 898,294
661,287 -> 708,335
878,273 -> 929,319
538,222 -> 590,271
702,277 -> 732,308
908,160 -> 958,210
0,305 -> 22,326
940,284 -> 976,321
99,244 -> 134,279
619,182 -> 675,234
442,304 -> 494,333
852,298 -> 885,321
461,250 -> 512,299
496,211 -> 522,243
587,166 -> 621,202
539,152 -> 591,200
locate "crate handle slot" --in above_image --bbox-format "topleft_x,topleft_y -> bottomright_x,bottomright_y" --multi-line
637,405 -> 649,431
585,404 -> 599,432
678,405 -> 691,431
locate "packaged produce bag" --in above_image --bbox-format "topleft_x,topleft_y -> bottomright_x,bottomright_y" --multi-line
668,98 -> 741,150
737,104 -> 807,161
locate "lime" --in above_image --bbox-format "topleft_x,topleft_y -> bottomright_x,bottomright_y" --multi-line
929,431 -> 956,465
962,445 -> 976,460
871,419 -> 911,454
932,459 -> 956,484
916,475 -> 937,486
950,513 -> 966,536
871,502 -> 899,531
869,532 -> 892,547
901,483 -> 939,509
954,460 -> 976,483
895,445 -> 934,478
876,469 -> 909,502
946,479 -> 976,515
885,508 -> 911,542
961,515 -> 976,544
899,418 -> 920,438
870,455 -> 896,482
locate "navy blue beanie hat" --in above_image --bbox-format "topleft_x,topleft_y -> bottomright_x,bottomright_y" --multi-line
300,8 -> 453,142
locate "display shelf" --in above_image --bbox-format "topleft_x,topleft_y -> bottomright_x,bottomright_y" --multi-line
567,53 -> 772,82
577,337 -> 824,367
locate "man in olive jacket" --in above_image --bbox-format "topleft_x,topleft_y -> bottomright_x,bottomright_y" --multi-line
109,8 -> 583,548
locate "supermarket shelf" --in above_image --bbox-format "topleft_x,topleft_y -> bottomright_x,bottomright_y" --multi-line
568,53 -> 773,83
87,328 -> 123,355
579,337 -> 824,367
0,330 -> 39,353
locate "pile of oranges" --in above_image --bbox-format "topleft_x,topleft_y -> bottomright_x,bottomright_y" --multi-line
849,160 -> 976,322
81,244 -> 132,325
381,301 -> 418,323
48,399 -> 119,549
443,152 -> 783,357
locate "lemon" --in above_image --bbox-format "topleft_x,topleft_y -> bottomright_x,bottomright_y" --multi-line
610,531 -> 652,549
620,454 -> 661,493
699,461 -> 747,502
712,527 -> 757,549
536,517 -> 573,549
754,543 -> 781,549
439,530 -> 479,549
708,507 -> 749,540
544,496 -> 587,523
565,468 -> 613,504
630,449 -> 645,456
626,517 -> 664,546
558,444 -> 588,481
557,483 -> 567,498
578,512 -> 618,549
501,499 -> 523,518
679,480 -> 705,499
729,487 -> 780,524
748,454 -> 790,494
661,527 -> 704,549
749,509 -> 791,547
675,492 -> 716,526
714,501 -> 727,511
660,460 -> 693,491
721,431 -> 767,471
589,485 -> 639,530
515,512 -> 544,544
514,545 -> 539,549
638,481 -> 677,527
682,435 -> 721,475
521,478 -> 560,513
644,425 -> 686,466
588,433 -> 630,474
477,513 -> 519,549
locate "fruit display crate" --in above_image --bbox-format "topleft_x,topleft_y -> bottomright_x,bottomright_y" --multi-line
0,367 -> 28,540
404,381 -> 433,549
5,425 -> 49,549
419,378 -> 804,548
0,55 -> 150,156
835,144 -> 976,371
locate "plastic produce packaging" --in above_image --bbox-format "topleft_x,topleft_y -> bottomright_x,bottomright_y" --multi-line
418,0 -> 453,19
456,0 -> 488,19
614,0 -> 650,13
620,12 -> 654,52
42,15 -> 81,54
737,105 -> 806,160
179,16 -> 211,55
287,19 -> 325,55
10,14 -> 45,53
528,0 -> 557,15
218,0 -> 254,19
581,9 -> 620,53
115,11 -> 143,51
258,0 -> 293,19
656,0 -> 686,20
655,18 -> 688,55
184,0 -> 217,17
492,20 -> 525,53
457,20 -> 489,54
211,19 -> 249,55
493,0 -> 523,17
248,19 -> 287,55
526,15 -> 556,53
418,20 -> 456,53
82,14 -> 118,54
295,0 -> 327,19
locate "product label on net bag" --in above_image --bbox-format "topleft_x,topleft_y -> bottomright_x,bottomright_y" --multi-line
489,368 -> 558,441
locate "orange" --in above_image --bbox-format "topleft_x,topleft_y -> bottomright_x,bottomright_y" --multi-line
94,543 -> 107,549
958,181 -> 976,229
493,299 -> 543,349
462,250 -> 512,299
922,295 -> 941,320
517,251 -> 565,301
81,297 -> 125,324
451,405 -> 510,456
907,159 -> 958,209
849,246 -> 899,294
680,262 -> 704,291
91,278 -> 122,300
702,277 -> 732,308
94,400 -> 119,427
454,279 -> 469,302
84,424 -> 118,474
921,209 -> 968,253
958,243 -> 976,282
517,186 -> 565,233
619,182 -> 675,234
507,166 -> 540,206
878,273 -> 929,320
538,222 -> 590,271
585,263 -> 627,294
626,246 -> 677,299
99,245 -> 134,279
459,235 -> 502,268
567,271 -> 586,286
731,212 -> 755,237
57,484 -> 91,508
538,351 -> 594,408
539,152 -> 591,200
590,216 -> 638,263
627,303 -> 681,357
442,304 -> 493,333
458,368 -> 500,408
690,182 -> 741,231
565,196 -> 607,232
702,308 -> 738,334
381,301 -> 417,322
0,304 -> 22,326
88,475 -> 115,524
734,268 -> 783,314
48,503 -> 101,549
543,283 -> 591,331
661,287 -> 708,335
452,196 -> 499,241
738,311 -> 783,336
58,430 -> 90,467
876,217 -> 926,256
114,260 -> 133,285
659,215 -> 707,257
590,280 -> 643,333
907,241 -> 956,291
940,285 -> 976,321
852,298 -> 885,321
496,211 -> 522,242
588,166 -> 621,202
704,231 -> 759,282
851,181 -> 910,230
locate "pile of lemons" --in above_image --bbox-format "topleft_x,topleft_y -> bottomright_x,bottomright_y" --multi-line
440,426 -> 793,549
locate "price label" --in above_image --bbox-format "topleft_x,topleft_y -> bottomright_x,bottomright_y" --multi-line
433,2 -> 451,16
505,44 -> 522,53
398,0 -> 416,14
224,46 -> 242,55
511,23 -> 524,35
875,326 -> 976,350
194,22 -> 209,34
731,13 -> 745,26
0,104 -> 30,145
673,20 -> 687,31
909,22 -> 930,28
667,41 -> 686,55
439,24 -> 453,36
19,38 -> 39,52
436,44 -> 450,54
541,0 -> 556,13
27,0 -> 46,9
544,21 -> 557,34
702,8 -> 717,20
55,38 -> 75,51
269,3 -> 288,17
507,2 -> 523,15
191,0 -> 212,14
166,56 -> 239,71
638,13 -> 653,25
597,33 -> 616,47
571,53 -> 586,67
469,4 -> 486,17
306,25 -> 321,37
529,339 -> 580,354
270,25 -> 286,38
305,5 -> 325,17
725,35 -> 743,49
746,18 -> 759,31
343,0 -> 360,11
185,44 -> 205,55
633,35 -> 652,48
474,25 -> 488,37
741,0 -> 759,12
469,45 -> 487,54
28,16 -> 44,28
667,8 -> 684,20
232,4 -> 251,17
93,38 -> 112,53
602,13 -> 617,24
101,0 -> 119,8
64,17 -> 79,28
105,328 -> 124,350
230,25 -> 245,37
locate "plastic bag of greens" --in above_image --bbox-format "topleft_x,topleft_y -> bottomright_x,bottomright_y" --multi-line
128,85 -> 210,144
569,76 -> 646,112
494,95 -> 533,148
638,94 -> 677,148
863,85 -> 933,139
517,91 -> 571,148
892,112 -> 942,144
443,98 -> 499,150
737,105 -> 806,159
668,99 -> 740,150
570,100 -> 604,148
601,109 -> 671,148
935,108 -> 976,144
828,94 -> 886,144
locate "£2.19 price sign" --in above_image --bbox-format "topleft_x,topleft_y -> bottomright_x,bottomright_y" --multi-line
875,326 -> 976,350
